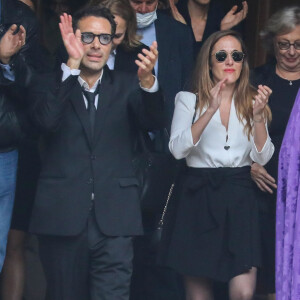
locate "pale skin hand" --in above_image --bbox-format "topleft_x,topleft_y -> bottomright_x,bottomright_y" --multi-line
191,78 -> 228,144
0,24 -> 26,64
252,84 -> 272,152
251,163 -> 277,193
59,13 -> 84,69
168,0 -> 187,24
220,1 -> 248,31
135,41 -> 158,89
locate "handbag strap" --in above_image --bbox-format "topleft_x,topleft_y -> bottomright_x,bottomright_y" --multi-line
157,93 -> 199,229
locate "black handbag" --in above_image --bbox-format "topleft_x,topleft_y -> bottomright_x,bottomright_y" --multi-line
132,128 -> 178,213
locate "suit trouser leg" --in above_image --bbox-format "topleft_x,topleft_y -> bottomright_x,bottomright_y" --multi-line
88,210 -> 133,300
38,210 -> 133,300
38,232 -> 90,300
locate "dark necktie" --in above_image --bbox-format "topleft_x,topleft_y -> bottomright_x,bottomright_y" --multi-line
82,84 -> 100,137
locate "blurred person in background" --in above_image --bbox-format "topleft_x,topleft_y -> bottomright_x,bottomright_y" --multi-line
167,0 -> 248,56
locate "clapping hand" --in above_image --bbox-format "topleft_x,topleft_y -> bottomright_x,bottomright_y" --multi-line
208,77 -> 228,112
59,13 -> 84,69
253,85 -> 272,120
168,0 -> 186,24
220,1 -> 248,31
0,24 -> 26,64
136,41 -> 158,89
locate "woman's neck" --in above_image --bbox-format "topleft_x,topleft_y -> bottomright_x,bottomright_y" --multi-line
187,0 -> 209,19
276,64 -> 300,81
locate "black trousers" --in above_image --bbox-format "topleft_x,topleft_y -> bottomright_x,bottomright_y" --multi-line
38,210 -> 133,300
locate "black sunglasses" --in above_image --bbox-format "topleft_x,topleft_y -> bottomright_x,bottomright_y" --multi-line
213,50 -> 245,62
81,32 -> 113,45
277,41 -> 300,50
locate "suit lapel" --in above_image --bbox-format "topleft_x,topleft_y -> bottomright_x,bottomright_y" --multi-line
93,67 -> 114,148
155,12 -> 171,83
70,82 -> 93,149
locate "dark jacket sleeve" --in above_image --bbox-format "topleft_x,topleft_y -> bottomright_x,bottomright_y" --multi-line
128,76 -> 165,131
29,73 -> 78,132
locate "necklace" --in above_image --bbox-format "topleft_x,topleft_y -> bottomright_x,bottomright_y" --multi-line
276,67 -> 300,86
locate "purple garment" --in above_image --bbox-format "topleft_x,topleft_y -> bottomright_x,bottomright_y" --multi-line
276,88 -> 300,299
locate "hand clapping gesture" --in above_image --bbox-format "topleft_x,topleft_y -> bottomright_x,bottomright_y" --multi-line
135,41 -> 159,89
208,77 -> 228,112
220,1 -> 248,31
253,85 -> 272,121
59,13 -> 84,69
0,24 -> 26,64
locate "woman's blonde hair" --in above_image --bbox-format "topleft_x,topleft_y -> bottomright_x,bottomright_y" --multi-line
89,0 -> 141,50
190,30 -> 271,139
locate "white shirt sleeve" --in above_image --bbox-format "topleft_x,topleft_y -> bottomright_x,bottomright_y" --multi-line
139,75 -> 159,93
250,124 -> 275,166
61,63 -> 81,82
169,92 -> 199,159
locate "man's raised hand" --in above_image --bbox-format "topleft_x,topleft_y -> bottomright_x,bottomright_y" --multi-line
59,13 -> 84,69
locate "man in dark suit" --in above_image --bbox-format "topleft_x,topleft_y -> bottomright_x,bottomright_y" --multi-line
23,6 -> 164,300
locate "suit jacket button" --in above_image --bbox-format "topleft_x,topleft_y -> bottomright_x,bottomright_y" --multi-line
90,155 -> 96,160
87,178 -> 93,184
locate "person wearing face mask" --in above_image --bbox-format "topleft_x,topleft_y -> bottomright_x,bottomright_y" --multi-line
250,6 -> 300,300
130,0 -> 194,128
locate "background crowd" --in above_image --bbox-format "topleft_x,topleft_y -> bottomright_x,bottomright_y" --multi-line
0,0 -> 299,299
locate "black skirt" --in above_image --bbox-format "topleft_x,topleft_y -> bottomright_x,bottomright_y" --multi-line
159,166 -> 261,282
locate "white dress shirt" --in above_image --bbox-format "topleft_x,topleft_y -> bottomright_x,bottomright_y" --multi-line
169,91 -> 274,168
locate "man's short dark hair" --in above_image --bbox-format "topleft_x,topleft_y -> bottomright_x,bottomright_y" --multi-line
73,6 -> 116,36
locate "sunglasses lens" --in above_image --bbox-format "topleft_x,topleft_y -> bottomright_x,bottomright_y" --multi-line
81,33 -> 94,44
215,51 -> 227,62
231,51 -> 244,62
99,34 -> 112,45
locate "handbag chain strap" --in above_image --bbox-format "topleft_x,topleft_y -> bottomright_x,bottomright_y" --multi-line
157,93 -> 199,229
158,183 -> 175,228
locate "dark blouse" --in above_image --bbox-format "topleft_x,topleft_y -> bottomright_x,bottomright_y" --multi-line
176,0 -> 224,56
251,61 -> 300,208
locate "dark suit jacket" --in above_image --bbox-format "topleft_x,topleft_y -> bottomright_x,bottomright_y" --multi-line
154,11 -> 194,127
28,67 -> 164,237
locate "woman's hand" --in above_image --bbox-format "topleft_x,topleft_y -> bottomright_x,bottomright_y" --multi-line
253,85 -> 272,121
251,163 -> 277,193
220,1 -> 248,31
168,0 -> 186,24
208,78 -> 228,112
59,13 -> 84,69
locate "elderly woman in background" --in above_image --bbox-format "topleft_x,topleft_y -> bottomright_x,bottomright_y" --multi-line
250,6 -> 300,300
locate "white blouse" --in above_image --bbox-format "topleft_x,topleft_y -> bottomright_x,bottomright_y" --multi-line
169,91 -> 274,168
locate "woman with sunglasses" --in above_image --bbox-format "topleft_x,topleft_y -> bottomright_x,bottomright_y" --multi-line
250,6 -> 300,300
160,30 -> 274,300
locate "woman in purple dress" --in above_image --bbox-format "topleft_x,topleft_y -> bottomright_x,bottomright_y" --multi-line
276,88 -> 300,300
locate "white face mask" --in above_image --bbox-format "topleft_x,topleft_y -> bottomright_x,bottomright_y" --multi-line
136,8 -> 157,29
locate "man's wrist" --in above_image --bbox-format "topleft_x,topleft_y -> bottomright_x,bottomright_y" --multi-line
67,58 -> 81,70
139,75 -> 155,89
0,56 -> 10,65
